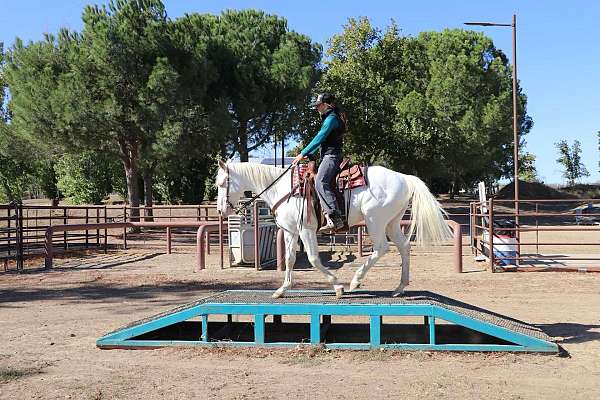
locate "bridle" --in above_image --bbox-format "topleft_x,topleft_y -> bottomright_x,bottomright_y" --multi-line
220,163 -> 294,215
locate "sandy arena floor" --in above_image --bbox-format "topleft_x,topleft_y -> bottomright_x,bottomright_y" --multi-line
1,240 -> 599,399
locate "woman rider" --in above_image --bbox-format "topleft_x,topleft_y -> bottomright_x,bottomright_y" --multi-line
292,93 -> 347,233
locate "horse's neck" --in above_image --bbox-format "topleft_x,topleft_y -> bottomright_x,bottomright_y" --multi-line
235,164 -> 291,208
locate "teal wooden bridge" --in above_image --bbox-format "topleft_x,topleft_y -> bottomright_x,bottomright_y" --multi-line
97,290 -> 557,353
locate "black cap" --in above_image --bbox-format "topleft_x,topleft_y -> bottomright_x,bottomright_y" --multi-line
310,93 -> 334,108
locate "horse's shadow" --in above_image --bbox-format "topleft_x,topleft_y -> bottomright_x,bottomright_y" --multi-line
295,251 -> 357,270
535,323 -> 600,344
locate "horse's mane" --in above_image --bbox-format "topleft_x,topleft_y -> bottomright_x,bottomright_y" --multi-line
229,162 -> 286,189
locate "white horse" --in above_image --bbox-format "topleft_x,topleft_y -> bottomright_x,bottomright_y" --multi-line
215,160 -> 453,298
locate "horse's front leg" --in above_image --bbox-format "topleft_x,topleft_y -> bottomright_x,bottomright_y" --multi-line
272,231 -> 298,298
300,228 -> 344,298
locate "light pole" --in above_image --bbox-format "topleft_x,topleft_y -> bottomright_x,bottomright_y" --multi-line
465,14 -> 520,265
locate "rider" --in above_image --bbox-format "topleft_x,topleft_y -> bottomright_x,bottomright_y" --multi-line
292,93 -> 347,233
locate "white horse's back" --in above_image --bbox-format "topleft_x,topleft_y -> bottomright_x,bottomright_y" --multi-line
350,165 -> 452,246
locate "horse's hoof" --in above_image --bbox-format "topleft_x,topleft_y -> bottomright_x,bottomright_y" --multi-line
334,285 -> 344,299
272,290 -> 284,299
348,280 -> 361,292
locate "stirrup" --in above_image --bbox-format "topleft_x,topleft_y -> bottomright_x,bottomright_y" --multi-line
318,220 -> 336,234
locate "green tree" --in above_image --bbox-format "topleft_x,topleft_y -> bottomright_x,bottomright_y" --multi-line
33,159 -> 61,200
318,19 -> 533,194
205,9 -> 321,161
0,43 -> 36,202
518,151 -> 539,183
556,139 -> 589,186
54,151 -> 115,204
2,42 -> 60,201
318,18 -> 404,164
5,0 -> 219,216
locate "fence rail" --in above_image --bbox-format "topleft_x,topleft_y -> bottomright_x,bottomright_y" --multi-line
0,203 -> 220,271
1,200 -> 472,272
470,198 -> 600,272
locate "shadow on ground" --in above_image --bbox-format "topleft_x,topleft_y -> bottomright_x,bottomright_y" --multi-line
0,279 -> 337,307
9,252 -> 163,275
536,323 -> 600,344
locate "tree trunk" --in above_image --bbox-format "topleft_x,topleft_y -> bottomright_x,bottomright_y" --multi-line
143,169 -> 154,222
449,179 -> 456,200
237,120 -> 249,162
1,180 -> 14,202
118,138 -> 141,227
124,162 -> 140,223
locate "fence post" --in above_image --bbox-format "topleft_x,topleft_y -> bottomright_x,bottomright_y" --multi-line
535,202 -> 539,255
358,225 -> 363,258
63,207 -> 67,250
448,221 -> 463,273
85,207 -> 89,247
488,198 -> 495,272
44,227 -> 53,269
96,208 -> 100,246
122,205 -> 127,250
206,231 -> 210,255
166,227 -> 172,254
219,213 -> 224,269
7,204 -> 11,257
104,206 -> 108,254
16,203 -> 23,271
469,203 -> 474,255
254,201 -> 260,271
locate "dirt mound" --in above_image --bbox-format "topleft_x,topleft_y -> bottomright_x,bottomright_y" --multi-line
496,180 -> 578,200
562,184 -> 600,199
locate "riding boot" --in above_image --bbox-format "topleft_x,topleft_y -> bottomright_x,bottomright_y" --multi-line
318,210 -> 345,233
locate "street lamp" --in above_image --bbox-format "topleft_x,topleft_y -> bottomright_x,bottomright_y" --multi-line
465,14 -> 520,264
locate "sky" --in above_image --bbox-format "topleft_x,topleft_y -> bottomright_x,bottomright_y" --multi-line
1,0 -> 599,185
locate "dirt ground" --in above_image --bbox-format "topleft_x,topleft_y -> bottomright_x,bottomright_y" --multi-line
1,237 -> 599,400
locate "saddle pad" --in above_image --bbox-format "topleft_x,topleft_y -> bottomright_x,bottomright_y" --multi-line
292,164 -> 308,196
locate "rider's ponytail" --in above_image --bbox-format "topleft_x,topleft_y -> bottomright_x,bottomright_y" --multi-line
330,103 -> 348,132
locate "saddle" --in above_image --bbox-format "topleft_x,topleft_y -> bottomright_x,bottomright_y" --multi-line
290,158 -> 368,232
336,159 -> 366,190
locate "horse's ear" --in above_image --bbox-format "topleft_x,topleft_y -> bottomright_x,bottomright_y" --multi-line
218,159 -> 226,169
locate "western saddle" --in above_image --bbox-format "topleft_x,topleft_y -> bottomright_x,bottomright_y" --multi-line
289,158 -> 367,232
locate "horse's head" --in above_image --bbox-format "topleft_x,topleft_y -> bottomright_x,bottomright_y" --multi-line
215,160 -> 242,217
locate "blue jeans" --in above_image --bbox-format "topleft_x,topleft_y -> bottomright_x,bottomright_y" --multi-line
315,154 -> 342,215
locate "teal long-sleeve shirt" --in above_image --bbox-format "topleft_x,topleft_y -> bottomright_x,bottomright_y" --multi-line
300,114 -> 339,156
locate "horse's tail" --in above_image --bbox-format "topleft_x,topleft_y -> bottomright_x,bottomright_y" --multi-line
404,175 -> 454,246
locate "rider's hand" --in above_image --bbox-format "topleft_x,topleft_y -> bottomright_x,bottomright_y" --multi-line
292,154 -> 306,165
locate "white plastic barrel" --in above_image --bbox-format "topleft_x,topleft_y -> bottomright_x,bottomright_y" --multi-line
482,232 -> 517,266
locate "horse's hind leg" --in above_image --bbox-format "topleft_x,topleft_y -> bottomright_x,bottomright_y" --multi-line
349,216 -> 390,292
300,228 -> 344,298
386,216 -> 410,296
272,231 -> 298,298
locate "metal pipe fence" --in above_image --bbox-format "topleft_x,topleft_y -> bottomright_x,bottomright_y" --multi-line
1,200 -> 472,272
0,203 -> 220,271
470,198 -> 600,272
